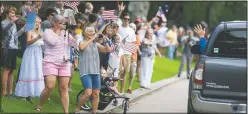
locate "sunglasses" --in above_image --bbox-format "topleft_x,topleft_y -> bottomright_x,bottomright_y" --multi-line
123,18 -> 130,21
58,22 -> 64,25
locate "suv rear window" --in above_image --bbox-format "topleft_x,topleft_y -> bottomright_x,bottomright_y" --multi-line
209,30 -> 247,58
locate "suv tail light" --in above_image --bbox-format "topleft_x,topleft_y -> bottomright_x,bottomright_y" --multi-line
193,63 -> 204,89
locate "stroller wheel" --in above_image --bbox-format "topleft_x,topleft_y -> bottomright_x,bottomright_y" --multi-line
122,99 -> 130,114
76,89 -> 92,111
113,99 -> 118,106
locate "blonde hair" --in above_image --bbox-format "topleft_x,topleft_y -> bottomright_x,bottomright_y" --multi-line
86,2 -> 93,7
84,26 -> 95,33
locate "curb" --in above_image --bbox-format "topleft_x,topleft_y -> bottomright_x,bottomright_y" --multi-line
102,72 -> 187,113
78,72 -> 187,113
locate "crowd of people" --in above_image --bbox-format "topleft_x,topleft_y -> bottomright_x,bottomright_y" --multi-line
0,1 -> 208,114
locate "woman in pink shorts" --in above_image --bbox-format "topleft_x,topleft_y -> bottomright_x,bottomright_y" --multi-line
34,14 -> 78,114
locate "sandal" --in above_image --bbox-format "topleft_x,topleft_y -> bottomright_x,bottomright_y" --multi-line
34,107 -> 42,111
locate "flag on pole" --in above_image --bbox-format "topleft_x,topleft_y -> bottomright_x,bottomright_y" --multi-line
110,44 -> 119,57
156,7 -> 167,22
64,1 -> 80,9
102,10 -> 118,21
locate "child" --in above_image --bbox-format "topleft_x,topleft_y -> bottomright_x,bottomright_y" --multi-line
1,6 -> 26,97
14,16 -> 44,100
101,68 -> 121,95
107,34 -> 123,95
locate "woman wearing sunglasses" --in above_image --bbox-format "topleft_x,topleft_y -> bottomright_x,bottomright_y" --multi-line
35,14 -> 78,114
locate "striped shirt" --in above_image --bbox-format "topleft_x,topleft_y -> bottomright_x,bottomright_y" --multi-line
43,29 -> 78,65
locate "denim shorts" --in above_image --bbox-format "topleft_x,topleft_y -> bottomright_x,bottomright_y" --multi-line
80,74 -> 101,90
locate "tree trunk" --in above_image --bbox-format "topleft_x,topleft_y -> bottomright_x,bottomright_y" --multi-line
206,2 -> 213,29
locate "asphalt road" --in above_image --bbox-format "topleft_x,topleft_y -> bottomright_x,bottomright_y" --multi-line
110,78 -> 189,113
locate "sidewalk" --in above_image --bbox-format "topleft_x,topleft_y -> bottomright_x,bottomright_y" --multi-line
79,72 -> 187,113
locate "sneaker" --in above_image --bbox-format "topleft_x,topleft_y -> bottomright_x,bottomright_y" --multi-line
26,97 -> 34,103
20,97 -> 26,101
145,87 -> 151,90
74,68 -> 79,72
140,86 -> 146,89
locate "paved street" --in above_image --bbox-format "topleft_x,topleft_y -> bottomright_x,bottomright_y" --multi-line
110,78 -> 189,113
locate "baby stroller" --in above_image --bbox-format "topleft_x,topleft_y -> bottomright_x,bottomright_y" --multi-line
76,68 -> 130,114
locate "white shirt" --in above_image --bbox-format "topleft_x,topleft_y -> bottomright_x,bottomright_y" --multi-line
54,7 -> 74,18
118,25 -> 136,55
108,45 -> 124,69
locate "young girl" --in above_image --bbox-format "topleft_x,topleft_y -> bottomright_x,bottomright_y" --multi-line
107,34 -> 123,95
14,16 -> 45,100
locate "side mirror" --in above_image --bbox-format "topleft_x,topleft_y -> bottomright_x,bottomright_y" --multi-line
191,45 -> 201,55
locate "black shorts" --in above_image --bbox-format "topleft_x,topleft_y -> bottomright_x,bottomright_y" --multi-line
1,48 -> 18,69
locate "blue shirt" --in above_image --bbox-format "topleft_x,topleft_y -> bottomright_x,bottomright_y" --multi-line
97,15 -> 104,31
199,37 -> 207,54
100,40 -> 111,64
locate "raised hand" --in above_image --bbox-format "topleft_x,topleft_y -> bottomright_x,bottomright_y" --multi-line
194,24 -> 206,38
11,16 -> 20,23
118,2 -> 126,12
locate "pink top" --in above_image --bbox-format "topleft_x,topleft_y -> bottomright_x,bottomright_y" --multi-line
43,29 -> 78,65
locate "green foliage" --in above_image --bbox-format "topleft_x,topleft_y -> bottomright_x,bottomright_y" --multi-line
2,56 -> 185,113
148,1 -> 247,29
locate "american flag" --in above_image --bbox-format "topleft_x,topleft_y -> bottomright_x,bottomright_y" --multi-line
64,1 -> 80,9
110,44 -> 119,57
102,10 -> 118,21
120,42 -> 139,54
156,7 -> 167,22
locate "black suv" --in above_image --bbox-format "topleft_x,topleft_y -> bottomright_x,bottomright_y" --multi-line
187,21 -> 247,113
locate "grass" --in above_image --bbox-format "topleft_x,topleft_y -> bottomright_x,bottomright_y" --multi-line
1,50 -> 195,113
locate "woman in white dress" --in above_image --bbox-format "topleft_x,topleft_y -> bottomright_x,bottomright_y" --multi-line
14,16 -> 45,101
140,29 -> 162,89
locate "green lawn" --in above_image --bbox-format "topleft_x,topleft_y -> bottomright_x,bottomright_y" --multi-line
1,53 -> 193,113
